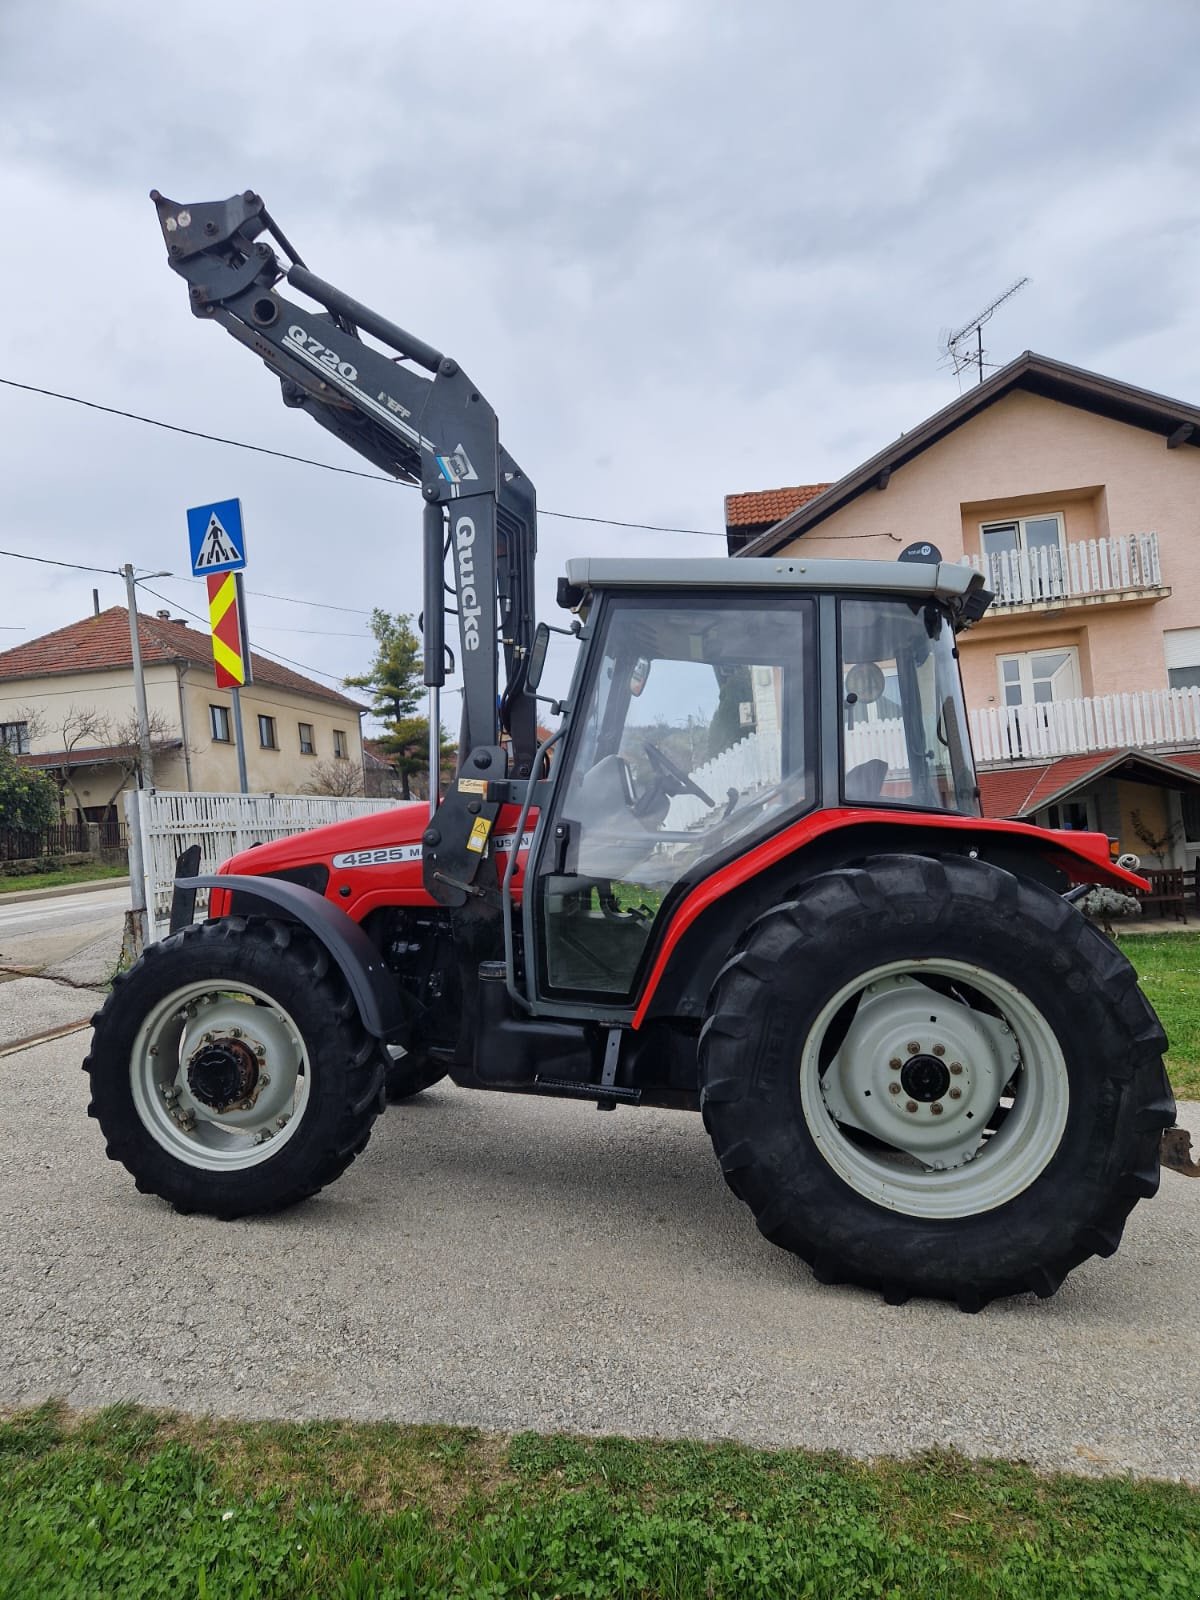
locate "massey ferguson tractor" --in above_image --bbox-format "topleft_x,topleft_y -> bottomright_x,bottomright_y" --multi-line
85,190 -> 1182,1309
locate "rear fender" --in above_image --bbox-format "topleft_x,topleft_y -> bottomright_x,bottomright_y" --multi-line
175,874 -> 409,1041
634,811 -> 1148,1028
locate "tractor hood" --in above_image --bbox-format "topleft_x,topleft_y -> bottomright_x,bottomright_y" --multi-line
217,803 -> 428,878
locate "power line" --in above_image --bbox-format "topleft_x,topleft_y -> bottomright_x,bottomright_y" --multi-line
0,377 -> 391,482
1,374 -> 728,537
137,585 -> 355,689
0,547 -> 121,577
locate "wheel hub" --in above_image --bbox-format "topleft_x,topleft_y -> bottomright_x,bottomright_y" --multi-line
818,973 -> 1012,1168
187,1037 -> 259,1111
900,1054 -> 950,1103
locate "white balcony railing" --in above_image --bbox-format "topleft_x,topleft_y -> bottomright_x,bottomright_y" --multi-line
970,686 -> 1200,764
963,532 -> 1162,608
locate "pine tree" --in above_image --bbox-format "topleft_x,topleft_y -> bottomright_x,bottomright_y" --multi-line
344,611 -> 454,799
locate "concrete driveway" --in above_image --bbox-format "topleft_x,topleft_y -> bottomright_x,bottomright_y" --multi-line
3,1030 -> 1198,1479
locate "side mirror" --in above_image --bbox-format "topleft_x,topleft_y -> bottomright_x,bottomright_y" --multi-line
526,622 -> 551,691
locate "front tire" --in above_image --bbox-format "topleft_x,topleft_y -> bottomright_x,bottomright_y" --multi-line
699,854 -> 1174,1309
85,917 -> 386,1218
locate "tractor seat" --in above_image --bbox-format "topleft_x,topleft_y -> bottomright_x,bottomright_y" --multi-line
844,758 -> 888,803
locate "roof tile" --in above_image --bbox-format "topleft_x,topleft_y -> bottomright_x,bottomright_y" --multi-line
724,484 -> 832,528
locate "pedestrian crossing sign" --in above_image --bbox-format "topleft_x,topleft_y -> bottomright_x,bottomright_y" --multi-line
187,498 -> 247,576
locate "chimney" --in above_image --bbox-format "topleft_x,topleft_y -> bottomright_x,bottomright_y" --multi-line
92,588 -> 100,616
156,609 -> 171,620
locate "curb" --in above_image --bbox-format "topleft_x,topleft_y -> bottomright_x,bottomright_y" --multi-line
0,877 -> 130,908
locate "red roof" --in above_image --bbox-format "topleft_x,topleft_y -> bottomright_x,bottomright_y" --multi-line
724,484 -> 832,528
0,607 -> 361,710
978,748 -> 1200,819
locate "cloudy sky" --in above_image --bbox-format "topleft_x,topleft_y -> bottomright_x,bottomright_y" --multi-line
1,0 -> 1198,714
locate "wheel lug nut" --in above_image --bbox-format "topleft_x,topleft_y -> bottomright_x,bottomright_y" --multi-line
932,1043 -> 945,1056
949,1087 -> 962,1100
907,1041 -> 921,1054
888,1082 -> 902,1096
230,1027 -> 242,1039
949,1062 -> 963,1075
905,1101 -> 918,1114
201,1032 -> 214,1045
930,1103 -> 944,1116
889,1057 -> 902,1070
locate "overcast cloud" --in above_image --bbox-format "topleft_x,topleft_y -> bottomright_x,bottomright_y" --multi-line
1,0 -> 1198,709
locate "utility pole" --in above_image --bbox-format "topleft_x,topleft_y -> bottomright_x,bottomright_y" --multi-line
123,563 -> 156,791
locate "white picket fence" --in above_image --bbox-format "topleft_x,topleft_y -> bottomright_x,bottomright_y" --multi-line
665,729 -> 783,830
970,685 -> 1200,764
126,788 -> 398,935
962,532 -> 1161,608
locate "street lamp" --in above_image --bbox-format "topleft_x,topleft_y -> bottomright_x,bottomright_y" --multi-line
123,565 -> 171,791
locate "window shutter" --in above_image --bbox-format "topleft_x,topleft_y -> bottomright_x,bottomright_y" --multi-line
1164,628 -> 1200,671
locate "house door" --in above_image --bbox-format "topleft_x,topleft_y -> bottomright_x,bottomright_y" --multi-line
997,647 -> 1080,709
995,647 -> 1081,758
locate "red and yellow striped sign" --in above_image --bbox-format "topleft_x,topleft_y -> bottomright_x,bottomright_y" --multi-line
206,571 -> 247,688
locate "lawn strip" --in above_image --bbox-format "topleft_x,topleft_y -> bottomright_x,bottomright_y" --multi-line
1,1404 -> 1197,1599
1120,930 -> 1200,1099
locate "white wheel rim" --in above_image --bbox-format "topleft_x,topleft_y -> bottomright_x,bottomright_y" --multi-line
798,958 -> 1069,1219
129,979 -> 311,1171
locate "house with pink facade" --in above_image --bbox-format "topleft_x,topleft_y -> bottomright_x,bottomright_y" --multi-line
726,352 -> 1200,872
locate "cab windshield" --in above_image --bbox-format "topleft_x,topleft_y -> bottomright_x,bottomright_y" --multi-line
840,596 -> 978,815
538,594 -> 816,996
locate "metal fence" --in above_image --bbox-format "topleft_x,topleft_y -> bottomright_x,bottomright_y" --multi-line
0,821 -> 92,861
126,788 -> 399,934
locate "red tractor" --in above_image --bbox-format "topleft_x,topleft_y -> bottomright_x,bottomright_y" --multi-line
86,191 -> 1178,1309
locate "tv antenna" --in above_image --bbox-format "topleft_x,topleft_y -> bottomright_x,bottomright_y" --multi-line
940,277 -> 1030,386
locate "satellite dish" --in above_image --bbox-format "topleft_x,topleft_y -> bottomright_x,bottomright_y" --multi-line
898,541 -> 942,564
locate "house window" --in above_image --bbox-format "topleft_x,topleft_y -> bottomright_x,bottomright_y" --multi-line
209,705 -> 231,743
1182,793 -> 1200,845
996,647 -> 1080,708
333,728 -> 348,760
0,721 -> 30,755
298,722 -> 315,755
1164,627 -> 1200,692
258,715 -> 278,750
1042,799 -> 1095,832
980,514 -> 1066,602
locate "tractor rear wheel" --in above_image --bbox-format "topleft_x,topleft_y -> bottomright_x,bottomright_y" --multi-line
699,853 -> 1174,1309
85,917 -> 386,1218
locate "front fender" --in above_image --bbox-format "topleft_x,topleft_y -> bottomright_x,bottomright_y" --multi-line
175,873 -> 408,1041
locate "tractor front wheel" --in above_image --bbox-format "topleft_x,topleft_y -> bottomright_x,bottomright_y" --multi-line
699,854 -> 1174,1308
85,917 -> 386,1217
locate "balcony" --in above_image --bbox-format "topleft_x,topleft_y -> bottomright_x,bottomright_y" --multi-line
970,686 -> 1200,765
962,532 -> 1166,613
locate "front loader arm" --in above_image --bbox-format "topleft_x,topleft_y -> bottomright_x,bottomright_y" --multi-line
152,190 -> 541,902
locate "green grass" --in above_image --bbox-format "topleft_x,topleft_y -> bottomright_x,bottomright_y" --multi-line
1,1404 -> 1197,1599
0,861 -> 127,894
1120,932 -> 1200,1100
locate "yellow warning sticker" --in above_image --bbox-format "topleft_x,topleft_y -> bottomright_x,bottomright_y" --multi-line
458,778 -> 488,795
466,815 -> 493,854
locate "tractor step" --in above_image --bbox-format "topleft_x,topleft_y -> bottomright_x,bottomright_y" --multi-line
534,1075 -> 642,1107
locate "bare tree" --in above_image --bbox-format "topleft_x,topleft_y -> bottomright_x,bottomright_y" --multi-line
108,709 -> 186,786
301,758 -> 365,798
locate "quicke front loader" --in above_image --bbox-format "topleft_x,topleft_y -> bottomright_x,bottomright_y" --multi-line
86,190 -> 1184,1308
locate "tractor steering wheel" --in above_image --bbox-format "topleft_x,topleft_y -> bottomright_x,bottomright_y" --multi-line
644,742 -> 716,808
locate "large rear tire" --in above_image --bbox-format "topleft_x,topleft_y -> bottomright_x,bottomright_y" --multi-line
698,854 -> 1174,1309
84,917 -> 386,1218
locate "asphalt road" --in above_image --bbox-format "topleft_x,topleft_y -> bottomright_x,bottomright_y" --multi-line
0,884 -> 129,972
3,1030 -> 1198,1481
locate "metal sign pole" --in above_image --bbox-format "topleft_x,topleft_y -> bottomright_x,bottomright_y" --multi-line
230,685 -> 250,794
122,563 -> 155,791
230,572 -> 252,795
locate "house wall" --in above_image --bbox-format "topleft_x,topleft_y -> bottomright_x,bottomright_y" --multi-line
1,661 -> 364,811
180,669 -> 364,794
777,390 -> 1200,701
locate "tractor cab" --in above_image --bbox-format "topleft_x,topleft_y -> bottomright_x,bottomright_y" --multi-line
530,557 -> 981,1003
